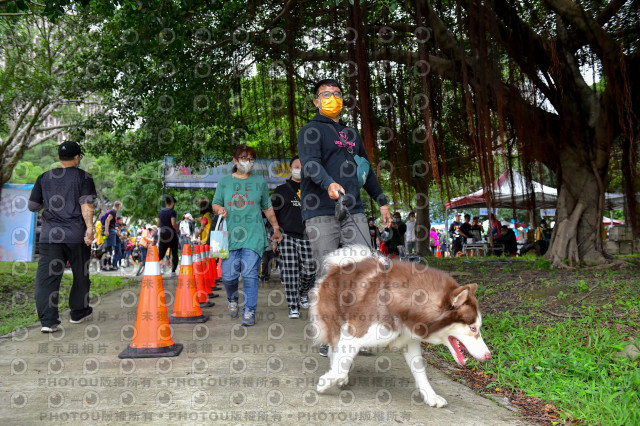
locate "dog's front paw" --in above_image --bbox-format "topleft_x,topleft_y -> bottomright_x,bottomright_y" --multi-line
336,375 -> 349,388
424,392 -> 447,408
317,374 -> 336,393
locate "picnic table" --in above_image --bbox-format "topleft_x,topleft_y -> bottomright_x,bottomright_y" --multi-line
462,240 -> 505,257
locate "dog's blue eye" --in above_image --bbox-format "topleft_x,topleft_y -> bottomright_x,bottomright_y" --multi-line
470,327 -> 477,332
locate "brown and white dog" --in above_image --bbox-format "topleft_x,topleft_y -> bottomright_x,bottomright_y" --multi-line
310,245 -> 491,407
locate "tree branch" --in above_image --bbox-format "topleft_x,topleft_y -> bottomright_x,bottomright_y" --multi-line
1,99 -> 37,151
34,123 -> 76,133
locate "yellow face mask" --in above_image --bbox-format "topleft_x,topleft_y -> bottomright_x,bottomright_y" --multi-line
319,96 -> 343,118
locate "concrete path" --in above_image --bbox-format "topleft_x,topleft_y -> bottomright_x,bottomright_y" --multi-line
1,271 -> 528,425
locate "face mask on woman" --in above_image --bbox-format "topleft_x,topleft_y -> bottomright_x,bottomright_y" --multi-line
237,160 -> 254,174
291,168 -> 302,180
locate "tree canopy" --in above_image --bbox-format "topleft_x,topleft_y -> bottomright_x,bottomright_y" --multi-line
1,0 -> 638,264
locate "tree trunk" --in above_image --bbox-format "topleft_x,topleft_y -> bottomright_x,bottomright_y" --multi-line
348,0 -> 376,163
285,15 -> 298,157
414,176 -> 432,256
545,144 -> 608,267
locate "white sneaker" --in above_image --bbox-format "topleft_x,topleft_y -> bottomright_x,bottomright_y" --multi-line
300,296 -> 310,309
288,307 -> 300,319
41,325 -> 61,333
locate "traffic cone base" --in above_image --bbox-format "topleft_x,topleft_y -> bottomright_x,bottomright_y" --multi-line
118,343 -> 183,359
170,313 -> 209,324
119,246 -> 182,359
200,300 -> 215,308
208,293 -> 220,298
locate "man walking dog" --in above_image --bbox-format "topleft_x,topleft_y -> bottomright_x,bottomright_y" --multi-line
298,78 -> 392,355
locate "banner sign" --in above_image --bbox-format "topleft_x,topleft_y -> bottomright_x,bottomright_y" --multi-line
478,208 -> 498,215
0,184 -> 37,262
540,209 -> 556,217
164,156 -> 291,189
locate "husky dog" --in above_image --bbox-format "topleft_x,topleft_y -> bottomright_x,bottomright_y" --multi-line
310,245 -> 491,407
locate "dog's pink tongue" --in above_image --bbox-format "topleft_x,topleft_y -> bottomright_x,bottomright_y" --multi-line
448,336 -> 466,365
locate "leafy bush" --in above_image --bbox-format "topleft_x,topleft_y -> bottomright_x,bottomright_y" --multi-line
533,258 -> 551,270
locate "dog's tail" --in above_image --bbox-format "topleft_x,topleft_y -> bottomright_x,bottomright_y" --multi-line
322,244 -> 377,272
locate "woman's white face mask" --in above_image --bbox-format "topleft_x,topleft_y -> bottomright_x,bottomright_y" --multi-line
237,160 -> 254,174
291,168 -> 302,180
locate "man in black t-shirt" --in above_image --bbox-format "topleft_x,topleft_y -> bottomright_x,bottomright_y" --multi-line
496,225 -> 518,256
449,213 -> 463,256
271,156 -> 316,319
458,214 -> 472,240
28,141 -> 97,333
157,195 -> 180,276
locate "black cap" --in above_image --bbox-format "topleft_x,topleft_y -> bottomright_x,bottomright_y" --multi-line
58,141 -> 83,158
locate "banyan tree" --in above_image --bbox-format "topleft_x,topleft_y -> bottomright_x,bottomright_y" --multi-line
19,0 -> 637,266
259,0 -> 640,266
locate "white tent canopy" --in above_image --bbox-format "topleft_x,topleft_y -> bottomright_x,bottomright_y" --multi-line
446,169 -> 627,211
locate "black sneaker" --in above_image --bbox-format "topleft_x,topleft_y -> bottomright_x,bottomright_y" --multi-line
288,307 -> 300,319
319,344 -> 329,357
70,313 -> 93,324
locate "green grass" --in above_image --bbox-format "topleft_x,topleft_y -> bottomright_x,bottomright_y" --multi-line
479,312 -> 640,424
469,283 -> 638,424
0,261 -> 135,335
426,256 -> 640,424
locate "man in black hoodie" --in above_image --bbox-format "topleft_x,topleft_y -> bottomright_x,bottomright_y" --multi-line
298,78 -> 392,357
298,78 -> 392,278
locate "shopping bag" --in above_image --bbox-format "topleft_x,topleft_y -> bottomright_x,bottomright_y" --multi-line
209,216 -> 229,259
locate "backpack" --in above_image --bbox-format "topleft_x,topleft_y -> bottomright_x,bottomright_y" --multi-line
125,239 -> 133,251
429,236 -> 436,247
100,209 -> 115,228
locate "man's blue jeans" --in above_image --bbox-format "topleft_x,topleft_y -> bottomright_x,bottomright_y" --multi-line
220,248 -> 261,313
105,232 -> 120,267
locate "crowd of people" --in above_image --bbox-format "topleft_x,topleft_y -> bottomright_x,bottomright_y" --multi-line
27,78 -> 553,348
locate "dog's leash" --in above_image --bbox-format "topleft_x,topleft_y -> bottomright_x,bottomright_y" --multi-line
335,192 -> 391,271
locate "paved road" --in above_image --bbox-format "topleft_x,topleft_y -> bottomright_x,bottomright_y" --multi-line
1,270 -> 528,425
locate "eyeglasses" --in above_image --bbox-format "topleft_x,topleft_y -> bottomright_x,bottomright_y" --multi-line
316,90 -> 343,99
238,156 -> 256,162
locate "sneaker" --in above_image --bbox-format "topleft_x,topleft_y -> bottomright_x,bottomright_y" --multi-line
41,325 -> 61,333
228,301 -> 239,318
170,271 -> 177,277
300,296 -> 310,309
241,310 -> 255,327
288,307 -> 300,319
70,313 -> 93,324
319,344 -> 329,357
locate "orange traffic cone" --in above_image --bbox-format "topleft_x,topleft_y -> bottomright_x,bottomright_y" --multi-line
194,245 -> 214,308
436,249 -> 442,258
216,259 -> 223,286
170,244 -> 209,324
209,253 -> 221,290
202,244 -> 219,298
119,246 -> 183,358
